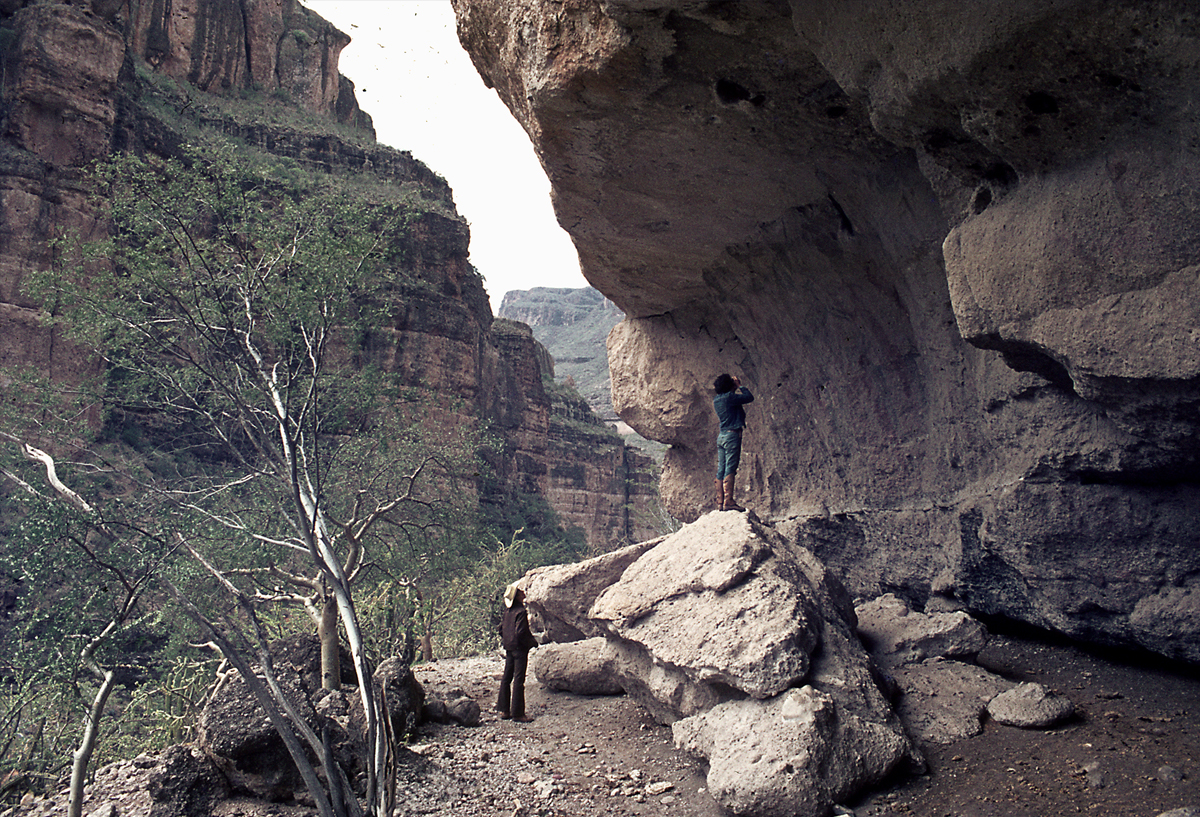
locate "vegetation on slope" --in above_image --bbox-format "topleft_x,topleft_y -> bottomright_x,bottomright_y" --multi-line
0,60 -> 589,809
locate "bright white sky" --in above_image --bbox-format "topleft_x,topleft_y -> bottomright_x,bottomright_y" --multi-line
305,0 -> 587,312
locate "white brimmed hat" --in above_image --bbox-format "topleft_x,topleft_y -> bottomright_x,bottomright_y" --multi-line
503,582 -> 522,608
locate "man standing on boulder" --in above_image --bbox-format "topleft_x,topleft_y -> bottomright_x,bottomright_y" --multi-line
713,373 -> 754,511
497,582 -> 538,722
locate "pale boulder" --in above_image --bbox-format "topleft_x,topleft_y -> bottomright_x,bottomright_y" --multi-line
673,686 -> 912,817
587,512 -> 834,701
523,538 -> 662,642
856,593 -> 989,667
987,682 -> 1075,728
522,512 -> 918,816
531,638 -> 624,696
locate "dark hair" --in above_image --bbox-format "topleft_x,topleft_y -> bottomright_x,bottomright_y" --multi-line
713,373 -> 736,394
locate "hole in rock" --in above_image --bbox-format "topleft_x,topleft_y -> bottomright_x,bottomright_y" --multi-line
715,78 -> 752,104
972,188 -> 993,214
983,161 -> 1018,187
1024,91 -> 1059,115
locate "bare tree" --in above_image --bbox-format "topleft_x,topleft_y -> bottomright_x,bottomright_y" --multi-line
21,145 -> 481,816
1,436 -> 168,817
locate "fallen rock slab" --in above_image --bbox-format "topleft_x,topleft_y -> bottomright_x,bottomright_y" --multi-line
889,659 -> 1015,745
856,593 -> 988,667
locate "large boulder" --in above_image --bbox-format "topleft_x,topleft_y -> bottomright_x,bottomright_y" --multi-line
524,512 -> 918,817
531,638 -> 625,695
523,537 -> 663,642
195,636 -> 423,801
587,512 -> 829,704
673,686 -> 911,817
196,659 -> 317,801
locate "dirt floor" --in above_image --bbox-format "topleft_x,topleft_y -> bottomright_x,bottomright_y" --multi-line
410,629 -> 1200,817
853,631 -> 1200,817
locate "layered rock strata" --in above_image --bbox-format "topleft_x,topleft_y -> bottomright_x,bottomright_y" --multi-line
498,286 -> 624,419
0,0 -> 657,548
453,0 -> 1200,660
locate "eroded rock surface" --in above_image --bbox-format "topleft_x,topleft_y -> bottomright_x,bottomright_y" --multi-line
856,593 -> 988,668
523,512 -> 918,817
453,0 -> 1200,662
530,637 -> 625,695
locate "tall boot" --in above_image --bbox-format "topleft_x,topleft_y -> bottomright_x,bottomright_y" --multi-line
714,479 -> 725,511
721,476 -> 744,511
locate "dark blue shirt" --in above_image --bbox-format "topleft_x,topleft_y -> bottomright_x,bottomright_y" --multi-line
713,387 -> 754,431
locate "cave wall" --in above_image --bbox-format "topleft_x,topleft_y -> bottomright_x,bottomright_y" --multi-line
452,0 -> 1200,660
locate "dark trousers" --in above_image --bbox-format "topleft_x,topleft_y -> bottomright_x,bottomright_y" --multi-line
498,649 -> 529,717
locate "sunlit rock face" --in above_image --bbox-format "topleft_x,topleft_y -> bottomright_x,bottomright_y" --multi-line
453,0 -> 1200,661
0,0 -> 369,387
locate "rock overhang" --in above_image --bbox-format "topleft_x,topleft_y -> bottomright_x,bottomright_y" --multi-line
455,0 -> 1200,662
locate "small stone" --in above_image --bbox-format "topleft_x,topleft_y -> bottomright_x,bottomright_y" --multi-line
1158,765 -> 1184,783
646,781 -> 674,795
988,682 -> 1074,728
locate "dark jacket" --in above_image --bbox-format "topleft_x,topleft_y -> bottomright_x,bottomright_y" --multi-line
713,386 -> 754,431
500,604 -> 538,652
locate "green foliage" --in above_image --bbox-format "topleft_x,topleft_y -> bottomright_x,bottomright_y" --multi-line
5,143 -> 481,802
36,145 -> 410,467
0,457 -> 185,803
99,655 -> 221,764
429,530 -> 580,659
0,101 -> 610,801
0,666 -> 78,799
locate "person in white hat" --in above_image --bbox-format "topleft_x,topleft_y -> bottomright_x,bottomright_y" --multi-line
497,581 -> 537,721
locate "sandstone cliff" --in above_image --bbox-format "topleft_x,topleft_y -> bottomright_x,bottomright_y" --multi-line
498,286 -> 622,420
453,0 -> 1200,661
490,318 -> 662,546
0,0 -> 654,549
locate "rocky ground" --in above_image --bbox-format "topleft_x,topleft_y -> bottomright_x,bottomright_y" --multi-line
6,628 -> 1196,817
407,630 -> 1200,817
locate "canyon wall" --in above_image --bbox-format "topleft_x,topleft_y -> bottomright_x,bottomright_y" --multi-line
453,0 -> 1200,660
498,286 -> 623,419
0,0 -> 655,550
